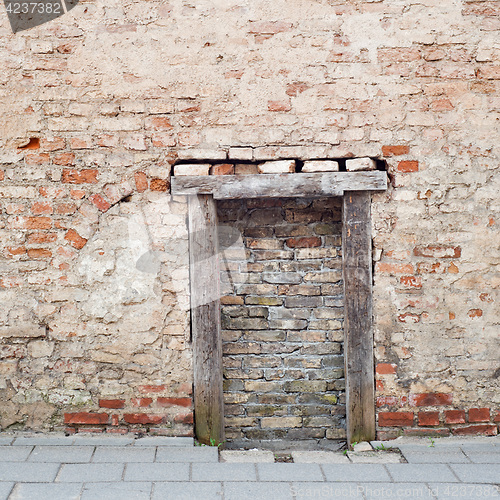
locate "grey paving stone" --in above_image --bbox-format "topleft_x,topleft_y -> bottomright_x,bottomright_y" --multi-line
0,446 -> 33,462
361,483 -> 433,499
152,482 -> 222,500
0,438 -> 13,446
92,446 -> 155,463
465,452 -> 500,464
57,463 -> 124,482
192,463 -> 257,482
12,436 -> 75,446
72,436 -> 135,446
348,451 -> 403,463
450,464 -> 500,483
292,483 -> 363,499
292,451 -> 350,464
386,464 -> 459,483
321,464 -> 391,482
220,450 -> 274,463
402,450 -> 470,464
429,483 -> 500,499
0,463 -> 60,482
81,482 -> 152,500
461,444 -> 500,454
0,483 -> 13,500
257,463 -> 323,482
29,445 -> 94,463
124,463 -> 189,482
397,444 -> 464,454
134,437 -> 194,447
9,483 -> 82,500
225,481 -> 293,500
156,446 -> 218,462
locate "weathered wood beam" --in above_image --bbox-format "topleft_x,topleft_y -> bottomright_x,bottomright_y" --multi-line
188,195 -> 225,446
172,172 -> 387,199
342,191 -> 376,446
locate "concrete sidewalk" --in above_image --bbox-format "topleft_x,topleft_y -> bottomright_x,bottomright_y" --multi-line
0,434 -> 498,499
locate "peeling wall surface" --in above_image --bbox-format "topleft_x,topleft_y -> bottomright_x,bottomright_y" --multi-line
0,0 -> 499,437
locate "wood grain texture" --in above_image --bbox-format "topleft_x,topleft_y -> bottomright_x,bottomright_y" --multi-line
172,172 -> 387,198
342,191 -> 376,445
188,195 -> 225,445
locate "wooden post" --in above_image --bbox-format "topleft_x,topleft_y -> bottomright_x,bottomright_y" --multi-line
342,191 -> 376,445
188,194 -> 225,446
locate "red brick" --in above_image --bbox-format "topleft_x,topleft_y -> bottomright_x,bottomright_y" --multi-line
151,133 -> 176,147
18,138 -> 40,150
96,135 -> 118,147
286,237 -> 321,248
404,428 -> 451,437
248,21 -> 292,34
62,169 -> 98,184
40,137 -> 65,151
445,410 -> 466,424
414,246 -> 461,258
0,277 -> 23,288
493,411 -> 500,423
6,246 -> 26,256
418,411 -> 440,426
409,393 -> 453,407
31,202 -> 53,215
211,164 -> 235,175
25,153 -> 50,165
54,202 -> 77,215
138,385 -> 167,393
89,194 -> 111,212
375,263 -> 414,274
134,172 -> 148,193
379,412 -> 414,427
378,48 -> 421,62
99,399 -> 125,409
382,145 -> 409,156
157,397 -> 192,408
131,398 -> 153,408
468,309 -> 483,319
268,100 -> 292,112
399,276 -> 422,289
376,381 -> 385,391
452,425 -> 498,436
174,412 -> 194,424
27,233 -> 57,244
286,82 -> 309,96
468,408 -> 490,423
8,216 -> 52,230
111,414 -> 120,426
53,153 -> 75,166
64,412 -> 109,425
398,313 -> 420,323
416,262 -> 447,274
39,187 -> 66,198
27,248 -> 52,259
398,161 -> 419,173
70,189 -> 86,200
150,179 -> 170,192
123,413 -> 164,425
0,170 -> 4,181
376,363 -> 397,375
431,99 -> 454,111
64,229 -> 87,250
70,137 -> 92,149
376,396 -> 398,407
145,117 -> 172,130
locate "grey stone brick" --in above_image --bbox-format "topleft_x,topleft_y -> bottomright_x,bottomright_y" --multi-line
386,464 -> 460,483
57,463 -> 124,482
0,446 -> 33,461
257,463 -> 323,482
0,462 -> 60,482
322,464 -> 391,482
449,464 -> 500,483
225,481 -> 293,500
10,483 -> 82,500
92,446 -> 155,463
156,446 -> 218,462
124,463 -> 189,481
192,463 -> 257,481
29,445 -> 94,463
152,482 -> 222,500
81,482 -> 151,500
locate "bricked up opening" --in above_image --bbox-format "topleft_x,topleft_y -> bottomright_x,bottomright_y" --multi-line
218,197 -> 346,449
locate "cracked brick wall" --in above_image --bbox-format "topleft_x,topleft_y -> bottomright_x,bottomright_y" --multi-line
218,197 -> 346,446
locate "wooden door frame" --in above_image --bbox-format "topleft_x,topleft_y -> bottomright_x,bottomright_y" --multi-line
176,172 -> 386,446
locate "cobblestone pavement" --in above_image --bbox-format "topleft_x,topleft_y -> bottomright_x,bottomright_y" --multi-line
0,434 -> 498,499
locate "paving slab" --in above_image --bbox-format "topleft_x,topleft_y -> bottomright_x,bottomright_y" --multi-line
56,463 -> 124,482
220,450 -> 274,463
0,439 -> 14,446
348,451 -> 403,463
360,482 -> 433,499
224,481 -> 293,500
257,463 -> 324,482
460,443 -> 500,453
156,446 -> 218,462
429,483 -> 500,499
81,481 -> 152,500
192,463 -> 257,482
9,482 -> 82,500
386,464 -> 459,483
12,436 -> 75,446
29,445 -> 94,463
401,450 -> 470,464
321,464 -> 391,482
464,452 -> 500,464
0,483 -> 13,500
292,451 -> 349,464
449,464 -> 500,483
0,462 -> 60,482
152,482 -> 222,500
92,446 -> 155,463
133,437 -> 194,447
72,436 -> 135,446
292,482 -> 363,499
124,462 -> 189,482
0,446 -> 33,462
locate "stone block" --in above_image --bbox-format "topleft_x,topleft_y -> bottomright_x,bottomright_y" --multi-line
302,160 -> 339,172
345,157 -> 377,171
257,160 -> 296,174
174,163 -> 211,176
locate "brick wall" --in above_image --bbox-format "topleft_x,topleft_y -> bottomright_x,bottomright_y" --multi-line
218,197 -> 346,446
